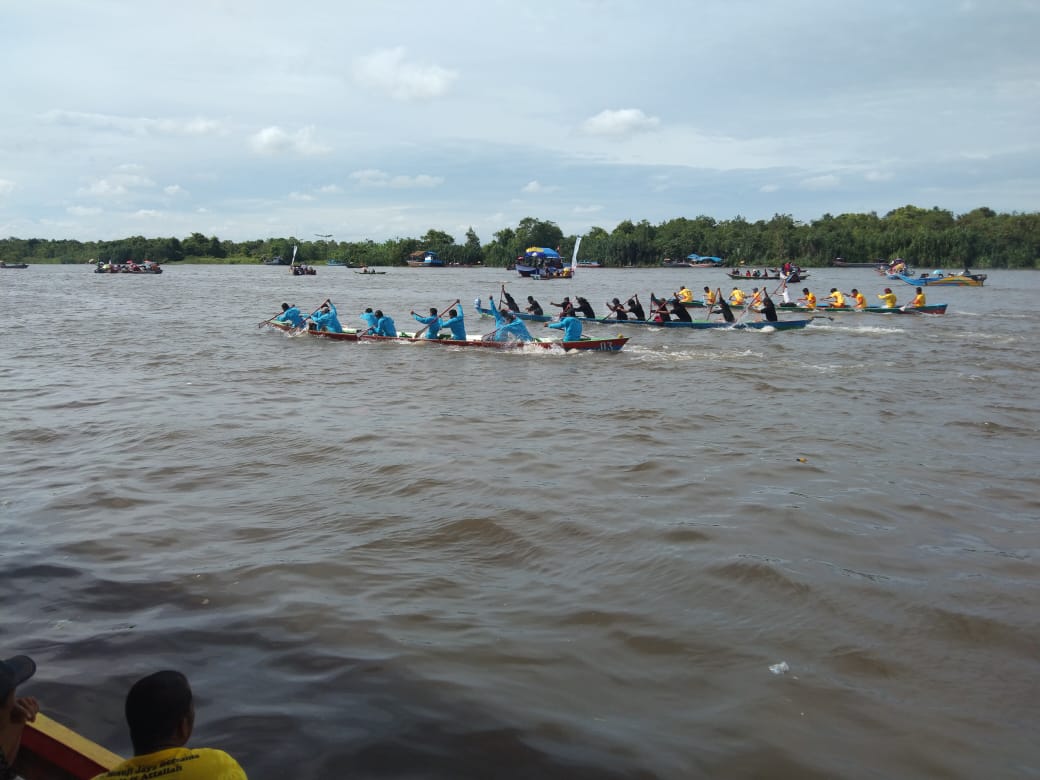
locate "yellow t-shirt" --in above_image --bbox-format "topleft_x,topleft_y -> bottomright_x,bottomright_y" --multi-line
878,292 -> 898,308
730,288 -> 746,305
802,292 -> 817,308
93,747 -> 246,780
852,292 -> 866,308
678,287 -> 693,303
827,291 -> 846,307
911,293 -> 926,307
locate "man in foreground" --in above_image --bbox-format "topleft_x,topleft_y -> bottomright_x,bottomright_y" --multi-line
93,670 -> 246,780
1,654 -> 39,778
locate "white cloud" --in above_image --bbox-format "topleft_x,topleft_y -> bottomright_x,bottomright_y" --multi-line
573,204 -> 602,214
132,209 -> 161,218
582,109 -> 660,137
864,170 -> 894,182
759,184 -> 780,193
67,205 -> 101,216
288,191 -> 315,201
349,169 -> 443,188
522,180 -> 559,194
801,175 -> 840,190
0,179 -> 14,195
248,126 -> 330,156
164,184 -> 188,196
318,184 -> 343,194
353,47 -> 457,100
41,110 -> 225,136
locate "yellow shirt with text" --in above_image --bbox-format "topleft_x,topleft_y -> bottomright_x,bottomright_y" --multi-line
93,747 -> 246,780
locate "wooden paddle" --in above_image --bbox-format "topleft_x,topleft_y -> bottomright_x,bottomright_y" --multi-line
704,287 -> 722,322
413,299 -> 460,339
291,299 -> 330,335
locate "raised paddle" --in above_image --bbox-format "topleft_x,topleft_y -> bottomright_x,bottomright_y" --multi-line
291,298 -> 330,335
413,299 -> 460,339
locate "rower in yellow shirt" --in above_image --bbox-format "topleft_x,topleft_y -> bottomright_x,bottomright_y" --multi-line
849,288 -> 867,309
749,287 -> 764,307
822,288 -> 846,308
797,288 -> 817,309
908,287 -> 926,308
676,285 -> 694,303
877,287 -> 898,308
702,286 -> 717,305
730,287 -> 746,306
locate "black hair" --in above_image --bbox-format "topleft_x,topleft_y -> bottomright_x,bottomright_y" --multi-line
281,302 -> 290,311
429,307 -> 438,316
375,310 -> 383,318
125,671 -> 193,754
364,307 -> 373,313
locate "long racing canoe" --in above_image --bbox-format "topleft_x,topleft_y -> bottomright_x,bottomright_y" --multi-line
474,305 -> 811,331
887,272 -> 986,286
357,332 -> 629,351
262,320 -> 628,351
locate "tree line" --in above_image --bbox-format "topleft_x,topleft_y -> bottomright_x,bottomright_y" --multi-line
2,206 -> 1037,268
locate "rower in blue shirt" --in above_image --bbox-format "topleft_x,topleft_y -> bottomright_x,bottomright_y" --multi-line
488,296 -> 534,342
274,302 -> 305,328
440,305 -> 467,340
547,313 -> 583,341
370,310 -> 397,337
310,301 -> 343,333
359,307 -> 378,331
410,307 -> 443,339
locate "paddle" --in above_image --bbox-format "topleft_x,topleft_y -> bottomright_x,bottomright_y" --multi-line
703,287 -> 721,322
413,299 -> 460,339
291,298 -> 330,335
258,310 -> 283,328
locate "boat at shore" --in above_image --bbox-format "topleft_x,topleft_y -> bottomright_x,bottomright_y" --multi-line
406,250 -> 444,267
888,271 -> 987,286
0,261 -> 29,269
17,712 -> 121,780
262,320 -> 628,350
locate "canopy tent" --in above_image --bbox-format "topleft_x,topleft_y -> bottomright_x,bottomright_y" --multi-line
525,247 -> 561,260
687,253 -> 724,263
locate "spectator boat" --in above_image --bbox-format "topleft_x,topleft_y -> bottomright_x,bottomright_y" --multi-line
887,271 -> 987,286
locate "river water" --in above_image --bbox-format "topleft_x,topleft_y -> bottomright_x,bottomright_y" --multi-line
1,264 -> 1037,779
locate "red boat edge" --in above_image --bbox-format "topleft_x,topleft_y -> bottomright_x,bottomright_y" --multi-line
17,713 -> 122,780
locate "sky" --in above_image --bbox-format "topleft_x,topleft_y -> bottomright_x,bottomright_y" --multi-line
2,0 -> 1039,243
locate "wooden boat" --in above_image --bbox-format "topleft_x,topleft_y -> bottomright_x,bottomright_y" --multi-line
473,305 -> 810,330
17,712 -> 122,780
94,262 -> 162,274
888,271 -> 986,287
0,262 -> 29,269
353,270 -> 386,275
262,321 -> 626,349
727,270 -> 808,281
682,300 -> 947,315
262,321 -> 360,341
831,259 -> 886,269
406,250 -> 444,267
576,260 -> 603,268
663,254 -> 725,268
517,241 -> 579,279
358,332 -> 629,352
